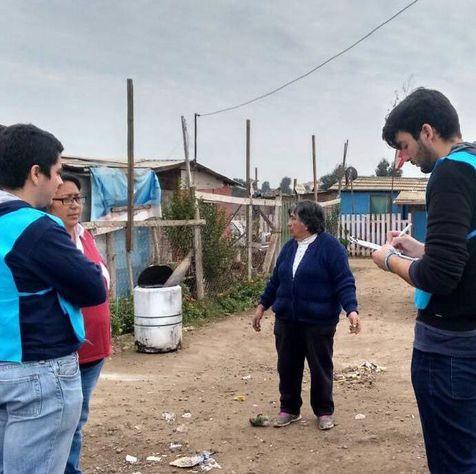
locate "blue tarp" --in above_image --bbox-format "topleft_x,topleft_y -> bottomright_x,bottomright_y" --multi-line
90,167 -> 161,220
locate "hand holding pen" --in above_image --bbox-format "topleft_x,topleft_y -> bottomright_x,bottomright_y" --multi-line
387,223 -> 425,259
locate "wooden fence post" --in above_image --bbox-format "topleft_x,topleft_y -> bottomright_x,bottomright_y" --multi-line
106,231 -> 117,300
246,119 -> 252,281
126,78 -> 134,292
181,116 -> 205,299
312,134 -> 318,202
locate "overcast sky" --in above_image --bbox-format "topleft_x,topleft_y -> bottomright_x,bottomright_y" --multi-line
1,0 -> 474,186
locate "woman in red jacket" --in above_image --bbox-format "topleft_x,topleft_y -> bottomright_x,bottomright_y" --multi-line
50,174 -> 112,474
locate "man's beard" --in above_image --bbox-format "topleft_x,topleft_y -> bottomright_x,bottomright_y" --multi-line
416,141 -> 439,173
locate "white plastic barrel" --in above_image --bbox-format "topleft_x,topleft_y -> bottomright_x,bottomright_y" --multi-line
133,285 -> 182,353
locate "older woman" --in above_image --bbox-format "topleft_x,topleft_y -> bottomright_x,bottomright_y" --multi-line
252,200 -> 360,430
50,174 -> 112,474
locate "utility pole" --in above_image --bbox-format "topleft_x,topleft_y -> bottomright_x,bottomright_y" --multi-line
312,134 -> 318,203
337,139 -> 349,198
246,120 -> 252,281
194,113 -> 199,163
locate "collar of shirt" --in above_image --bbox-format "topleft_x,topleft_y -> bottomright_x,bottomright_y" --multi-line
0,189 -> 22,205
74,223 -> 85,252
292,233 -> 317,277
296,233 -> 318,246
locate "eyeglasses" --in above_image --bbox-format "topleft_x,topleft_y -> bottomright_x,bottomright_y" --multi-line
52,195 -> 86,206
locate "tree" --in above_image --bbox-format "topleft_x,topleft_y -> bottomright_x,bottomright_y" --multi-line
231,177 -> 247,197
375,158 -> 391,177
390,162 -> 403,178
279,177 -> 292,195
319,164 -> 346,191
375,158 -> 402,177
261,181 -> 271,193
233,178 -> 246,187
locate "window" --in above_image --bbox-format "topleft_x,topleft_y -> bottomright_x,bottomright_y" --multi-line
370,194 -> 391,214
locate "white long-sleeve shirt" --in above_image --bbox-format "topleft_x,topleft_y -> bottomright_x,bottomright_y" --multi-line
292,233 -> 317,277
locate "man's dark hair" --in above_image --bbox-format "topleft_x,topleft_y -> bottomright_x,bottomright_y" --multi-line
289,200 -> 325,234
382,88 -> 461,149
60,173 -> 81,191
0,124 -> 64,189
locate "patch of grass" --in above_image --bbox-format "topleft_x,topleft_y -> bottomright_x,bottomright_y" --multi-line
109,279 -> 266,335
110,296 -> 134,336
183,278 -> 265,326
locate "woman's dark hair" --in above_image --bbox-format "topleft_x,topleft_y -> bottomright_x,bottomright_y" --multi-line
0,123 -> 64,189
382,88 -> 461,149
60,172 -> 81,191
289,200 -> 325,234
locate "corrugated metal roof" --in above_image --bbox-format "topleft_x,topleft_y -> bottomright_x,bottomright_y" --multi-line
62,156 -> 240,186
330,176 -> 428,192
62,156 -> 183,170
294,184 -> 307,195
394,190 -> 426,205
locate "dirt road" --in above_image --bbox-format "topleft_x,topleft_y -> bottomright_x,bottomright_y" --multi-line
83,260 -> 427,473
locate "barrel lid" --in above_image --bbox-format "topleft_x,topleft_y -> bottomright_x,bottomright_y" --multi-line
137,265 -> 173,288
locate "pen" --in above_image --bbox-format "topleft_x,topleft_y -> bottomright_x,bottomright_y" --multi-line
398,223 -> 412,237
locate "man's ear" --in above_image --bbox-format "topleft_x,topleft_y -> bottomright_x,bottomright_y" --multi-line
420,123 -> 437,144
29,164 -> 42,186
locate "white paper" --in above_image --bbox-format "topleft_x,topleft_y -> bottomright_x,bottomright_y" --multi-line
348,236 -> 381,250
348,236 -> 418,261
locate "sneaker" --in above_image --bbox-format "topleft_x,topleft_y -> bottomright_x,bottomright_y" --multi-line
272,411 -> 301,428
318,415 -> 334,430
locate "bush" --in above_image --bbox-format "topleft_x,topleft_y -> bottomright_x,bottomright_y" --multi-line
110,296 -> 134,336
163,187 -> 237,294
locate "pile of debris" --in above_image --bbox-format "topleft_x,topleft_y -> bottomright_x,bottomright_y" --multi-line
333,361 -> 386,387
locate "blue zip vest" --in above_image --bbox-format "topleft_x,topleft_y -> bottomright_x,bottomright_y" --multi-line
0,207 -> 85,362
415,149 -> 476,309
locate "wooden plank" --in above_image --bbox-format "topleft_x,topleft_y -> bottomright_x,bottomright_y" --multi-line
151,227 -> 160,264
195,191 -> 281,207
182,115 -> 205,300
246,119 -> 252,281
365,214 -> 371,257
272,195 -> 282,268
192,188 -> 205,299
262,234 -> 278,274
126,78 -> 134,254
312,134 -> 318,202
106,232 -> 116,300
255,206 -> 276,231
83,219 -> 206,229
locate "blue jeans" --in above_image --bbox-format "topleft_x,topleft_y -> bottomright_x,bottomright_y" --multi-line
411,348 -> 476,473
65,359 -> 104,474
0,353 -> 82,474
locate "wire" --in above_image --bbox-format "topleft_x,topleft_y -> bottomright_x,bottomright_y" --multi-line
199,0 -> 419,117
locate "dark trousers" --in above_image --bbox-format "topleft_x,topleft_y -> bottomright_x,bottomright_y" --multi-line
411,348 -> 476,473
274,319 -> 336,417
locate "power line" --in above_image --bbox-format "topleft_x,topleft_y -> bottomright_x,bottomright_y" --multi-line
199,0 -> 419,117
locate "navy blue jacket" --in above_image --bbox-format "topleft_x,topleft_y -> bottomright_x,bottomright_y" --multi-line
0,197 -> 107,362
260,232 -> 358,326
409,143 -> 476,330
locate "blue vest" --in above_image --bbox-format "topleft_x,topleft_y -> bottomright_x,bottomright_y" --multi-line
0,207 -> 85,362
415,150 -> 476,309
